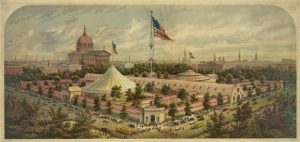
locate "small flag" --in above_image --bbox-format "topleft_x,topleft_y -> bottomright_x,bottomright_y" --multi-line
152,16 -> 173,41
189,51 -> 195,59
112,41 -> 117,54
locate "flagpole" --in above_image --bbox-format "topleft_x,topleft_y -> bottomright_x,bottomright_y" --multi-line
150,10 -> 154,78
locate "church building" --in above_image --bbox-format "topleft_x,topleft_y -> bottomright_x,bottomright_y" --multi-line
68,26 -> 111,66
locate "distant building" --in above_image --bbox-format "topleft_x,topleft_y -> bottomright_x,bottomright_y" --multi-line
68,25 -> 111,66
59,64 -> 82,72
42,66 -> 59,74
4,65 -> 23,76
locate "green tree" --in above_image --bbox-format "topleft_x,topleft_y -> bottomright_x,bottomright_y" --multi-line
161,84 -> 170,95
111,86 -> 122,99
225,73 -> 234,84
203,92 -> 211,110
238,75 -> 245,82
125,89 -> 134,101
26,83 -> 31,92
82,98 -> 87,109
184,101 -> 192,116
105,101 -> 112,115
190,94 -> 198,103
134,83 -> 143,99
71,75 -> 80,83
101,94 -> 107,101
256,87 -> 261,96
93,97 -> 100,112
79,81 -> 86,87
206,111 -> 228,138
53,75 -> 61,81
177,88 -> 188,102
156,71 -> 161,78
154,95 -> 162,107
119,105 -> 128,119
217,93 -> 224,106
145,82 -> 154,92
132,99 -> 141,108
43,107 -> 70,138
259,75 -> 267,85
48,87 -> 53,98
44,80 -> 49,86
69,110 -> 96,138
168,103 -> 177,121
38,86 -> 43,95
73,96 -> 79,106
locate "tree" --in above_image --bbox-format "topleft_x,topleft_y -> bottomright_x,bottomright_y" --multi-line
184,101 -> 192,116
105,101 -> 112,115
217,93 -> 224,106
73,96 -> 79,106
79,81 -> 86,87
238,75 -> 245,82
44,80 -> 49,86
206,111 -> 228,138
231,103 -> 253,137
134,83 -> 143,99
203,92 -> 211,110
82,98 -> 87,109
26,83 -> 31,92
119,105 -> 128,119
101,94 -> 107,101
168,103 -> 177,120
132,99 -> 141,108
163,72 -> 169,79
259,75 -> 267,85
156,71 -> 161,78
256,87 -> 261,96
161,84 -> 170,95
71,75 -> 80,83
43,107 -> 70,138
190,94 -> 198,103
111,86 -> 122,99
53,75 -> 61,81
48,87 -> 53,98
69,110 -> 96,138
93,97 -> 100,112
154,95 -> 162,107
125,89 -> 134,101
177,88 -> 188,102
38,86 -> 43,95
142,72 -> 148,77
225,73 -> 234,84
145,82 -> 154,92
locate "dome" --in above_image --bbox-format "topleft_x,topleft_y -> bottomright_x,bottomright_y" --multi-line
177,70 -> 211,82
76,25 -> 94,52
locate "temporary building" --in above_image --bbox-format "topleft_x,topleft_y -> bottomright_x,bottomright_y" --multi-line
82,66 -> 136,95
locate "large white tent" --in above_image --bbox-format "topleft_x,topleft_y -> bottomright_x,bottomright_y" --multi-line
82,66 -> 136,95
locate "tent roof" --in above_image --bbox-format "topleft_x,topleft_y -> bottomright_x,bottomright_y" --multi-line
82,66 -> 136,94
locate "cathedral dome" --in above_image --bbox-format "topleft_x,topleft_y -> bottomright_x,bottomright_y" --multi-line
76,25 -> 94,52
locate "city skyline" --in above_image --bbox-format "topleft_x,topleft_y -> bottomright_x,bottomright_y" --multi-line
5,5 -> 296,62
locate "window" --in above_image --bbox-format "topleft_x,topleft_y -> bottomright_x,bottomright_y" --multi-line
145,117 -> 148,122
237,88 -> 240,92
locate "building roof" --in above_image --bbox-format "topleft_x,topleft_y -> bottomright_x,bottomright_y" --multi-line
68,86 -> 82,92
68,50 -> 111,56
82,66 -> 136,94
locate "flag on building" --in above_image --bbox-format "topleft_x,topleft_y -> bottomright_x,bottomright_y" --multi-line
152,16 -> 173,41
189,51 -> 195,59
112,41 -> 117,54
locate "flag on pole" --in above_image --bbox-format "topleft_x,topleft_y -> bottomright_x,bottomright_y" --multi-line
112,41 -> 117,54
189,51 -> 195,59
152,16 -> 173,41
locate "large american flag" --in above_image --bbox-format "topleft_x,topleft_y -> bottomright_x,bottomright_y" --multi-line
152,16 -> 173,41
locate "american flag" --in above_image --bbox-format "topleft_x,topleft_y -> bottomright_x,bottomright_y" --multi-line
152,16 -> 173,41
189,51 -> 195,59
112,41 -> 117,54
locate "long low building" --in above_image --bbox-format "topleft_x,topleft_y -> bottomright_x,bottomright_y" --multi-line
84,73 -> 245,105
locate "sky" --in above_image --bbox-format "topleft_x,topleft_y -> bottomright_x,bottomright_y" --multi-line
4,5 -> 296,62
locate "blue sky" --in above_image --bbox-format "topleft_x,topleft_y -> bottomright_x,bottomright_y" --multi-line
4,5 -> 296,61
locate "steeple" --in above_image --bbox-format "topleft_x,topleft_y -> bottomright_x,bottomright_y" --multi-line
255,48 -> 258,61
83,25 -> 87,36
213,51 -> 216,62
238,48 -> 241,62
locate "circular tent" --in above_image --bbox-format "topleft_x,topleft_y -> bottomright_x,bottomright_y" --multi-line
82,66 -> 136,96
176,70 -> 210,82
